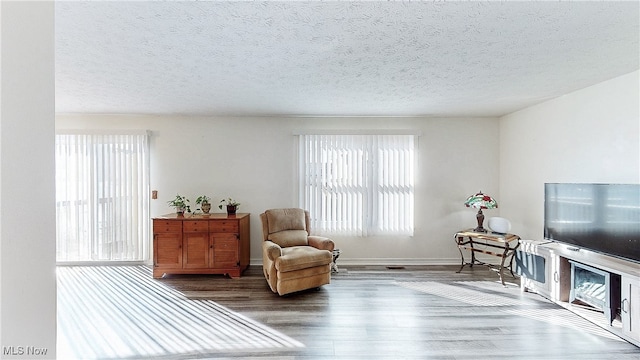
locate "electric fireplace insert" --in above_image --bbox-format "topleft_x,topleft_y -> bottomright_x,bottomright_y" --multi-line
569,260 -> 621,325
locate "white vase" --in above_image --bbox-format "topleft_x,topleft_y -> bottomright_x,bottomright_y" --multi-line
488,217 -> 511,234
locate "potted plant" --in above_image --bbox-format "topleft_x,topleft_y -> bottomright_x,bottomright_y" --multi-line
219,198 -> 240,215
196,195 -> 212,214
167,194 -> 191,215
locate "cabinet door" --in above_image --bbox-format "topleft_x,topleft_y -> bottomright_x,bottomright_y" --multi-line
154,233 -> 183,269
550,255 -> 571,302
183,232 -> 210,269
183,220 -> 210,269
621,275 -> 640,343
516,242 -> 551,297
211,233 -> 239,269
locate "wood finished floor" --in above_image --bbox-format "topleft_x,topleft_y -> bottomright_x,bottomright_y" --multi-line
57,265 -> 640,360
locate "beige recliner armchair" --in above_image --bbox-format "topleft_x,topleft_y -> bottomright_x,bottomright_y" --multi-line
260,208 -> 335,296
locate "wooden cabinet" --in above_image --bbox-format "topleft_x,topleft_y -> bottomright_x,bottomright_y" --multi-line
153,213 -> 250,278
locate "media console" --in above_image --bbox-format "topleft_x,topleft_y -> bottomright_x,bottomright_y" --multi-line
517,239 -> 640,347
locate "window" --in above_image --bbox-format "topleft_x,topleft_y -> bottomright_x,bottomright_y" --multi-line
298,133 -> 416,236
55,130 -> 150,262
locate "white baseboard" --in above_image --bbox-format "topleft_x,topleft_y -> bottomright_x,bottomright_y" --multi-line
249,258 -> 461,266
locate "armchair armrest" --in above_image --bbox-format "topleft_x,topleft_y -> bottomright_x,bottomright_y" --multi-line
263,240 -> 283,261
308,236 -> 335,252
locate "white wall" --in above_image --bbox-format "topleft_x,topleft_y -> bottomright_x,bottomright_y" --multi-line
499,70 -> 640,241
55,71 -> 640,267
56,115 -> 501,265
1,2 -> 56,358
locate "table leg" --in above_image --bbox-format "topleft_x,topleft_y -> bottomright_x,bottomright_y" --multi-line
507,254 -> 516,278
497,242 -> 515,286
507,243 -> 520,278
498,254 -> 507,286
469,237 -> 476,267
331,249 -> 341,273
455,235 -> 465,273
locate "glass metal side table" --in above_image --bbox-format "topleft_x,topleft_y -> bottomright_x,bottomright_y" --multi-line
454,229 -> 520,286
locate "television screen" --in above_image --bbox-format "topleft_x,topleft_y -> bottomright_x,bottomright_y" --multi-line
544,183 -> 640,263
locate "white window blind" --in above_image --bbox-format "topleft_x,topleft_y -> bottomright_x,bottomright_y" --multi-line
299,133 -> 415,236
55,131 -> 150,262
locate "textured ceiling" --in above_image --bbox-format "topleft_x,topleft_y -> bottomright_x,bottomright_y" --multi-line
55,1 -> 639,117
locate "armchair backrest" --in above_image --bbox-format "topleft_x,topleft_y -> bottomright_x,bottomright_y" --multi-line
260,208 -> 312,248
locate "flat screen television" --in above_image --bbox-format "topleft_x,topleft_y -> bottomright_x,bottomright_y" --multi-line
544,183 -> 640,264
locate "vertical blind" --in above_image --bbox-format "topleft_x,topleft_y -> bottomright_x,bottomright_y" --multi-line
299,134 -> 415,236
55,131 -> 150,262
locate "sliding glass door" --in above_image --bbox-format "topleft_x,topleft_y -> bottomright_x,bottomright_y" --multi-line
55,131 -> 150,262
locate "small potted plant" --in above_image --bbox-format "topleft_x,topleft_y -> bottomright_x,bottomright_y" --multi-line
196,195 -> 212,214
167,194 -> 191,215
219,198 -> 240,215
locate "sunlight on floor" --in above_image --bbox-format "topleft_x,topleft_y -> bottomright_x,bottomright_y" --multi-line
395,280 -> 621,342
396,280 -> 523,306
504,307 -> 621,341
57,266 -> 304,359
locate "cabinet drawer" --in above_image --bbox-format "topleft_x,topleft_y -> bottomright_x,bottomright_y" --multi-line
153,220 -> 182,233
183,220 -> 209,233
209,220 -> 238,233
